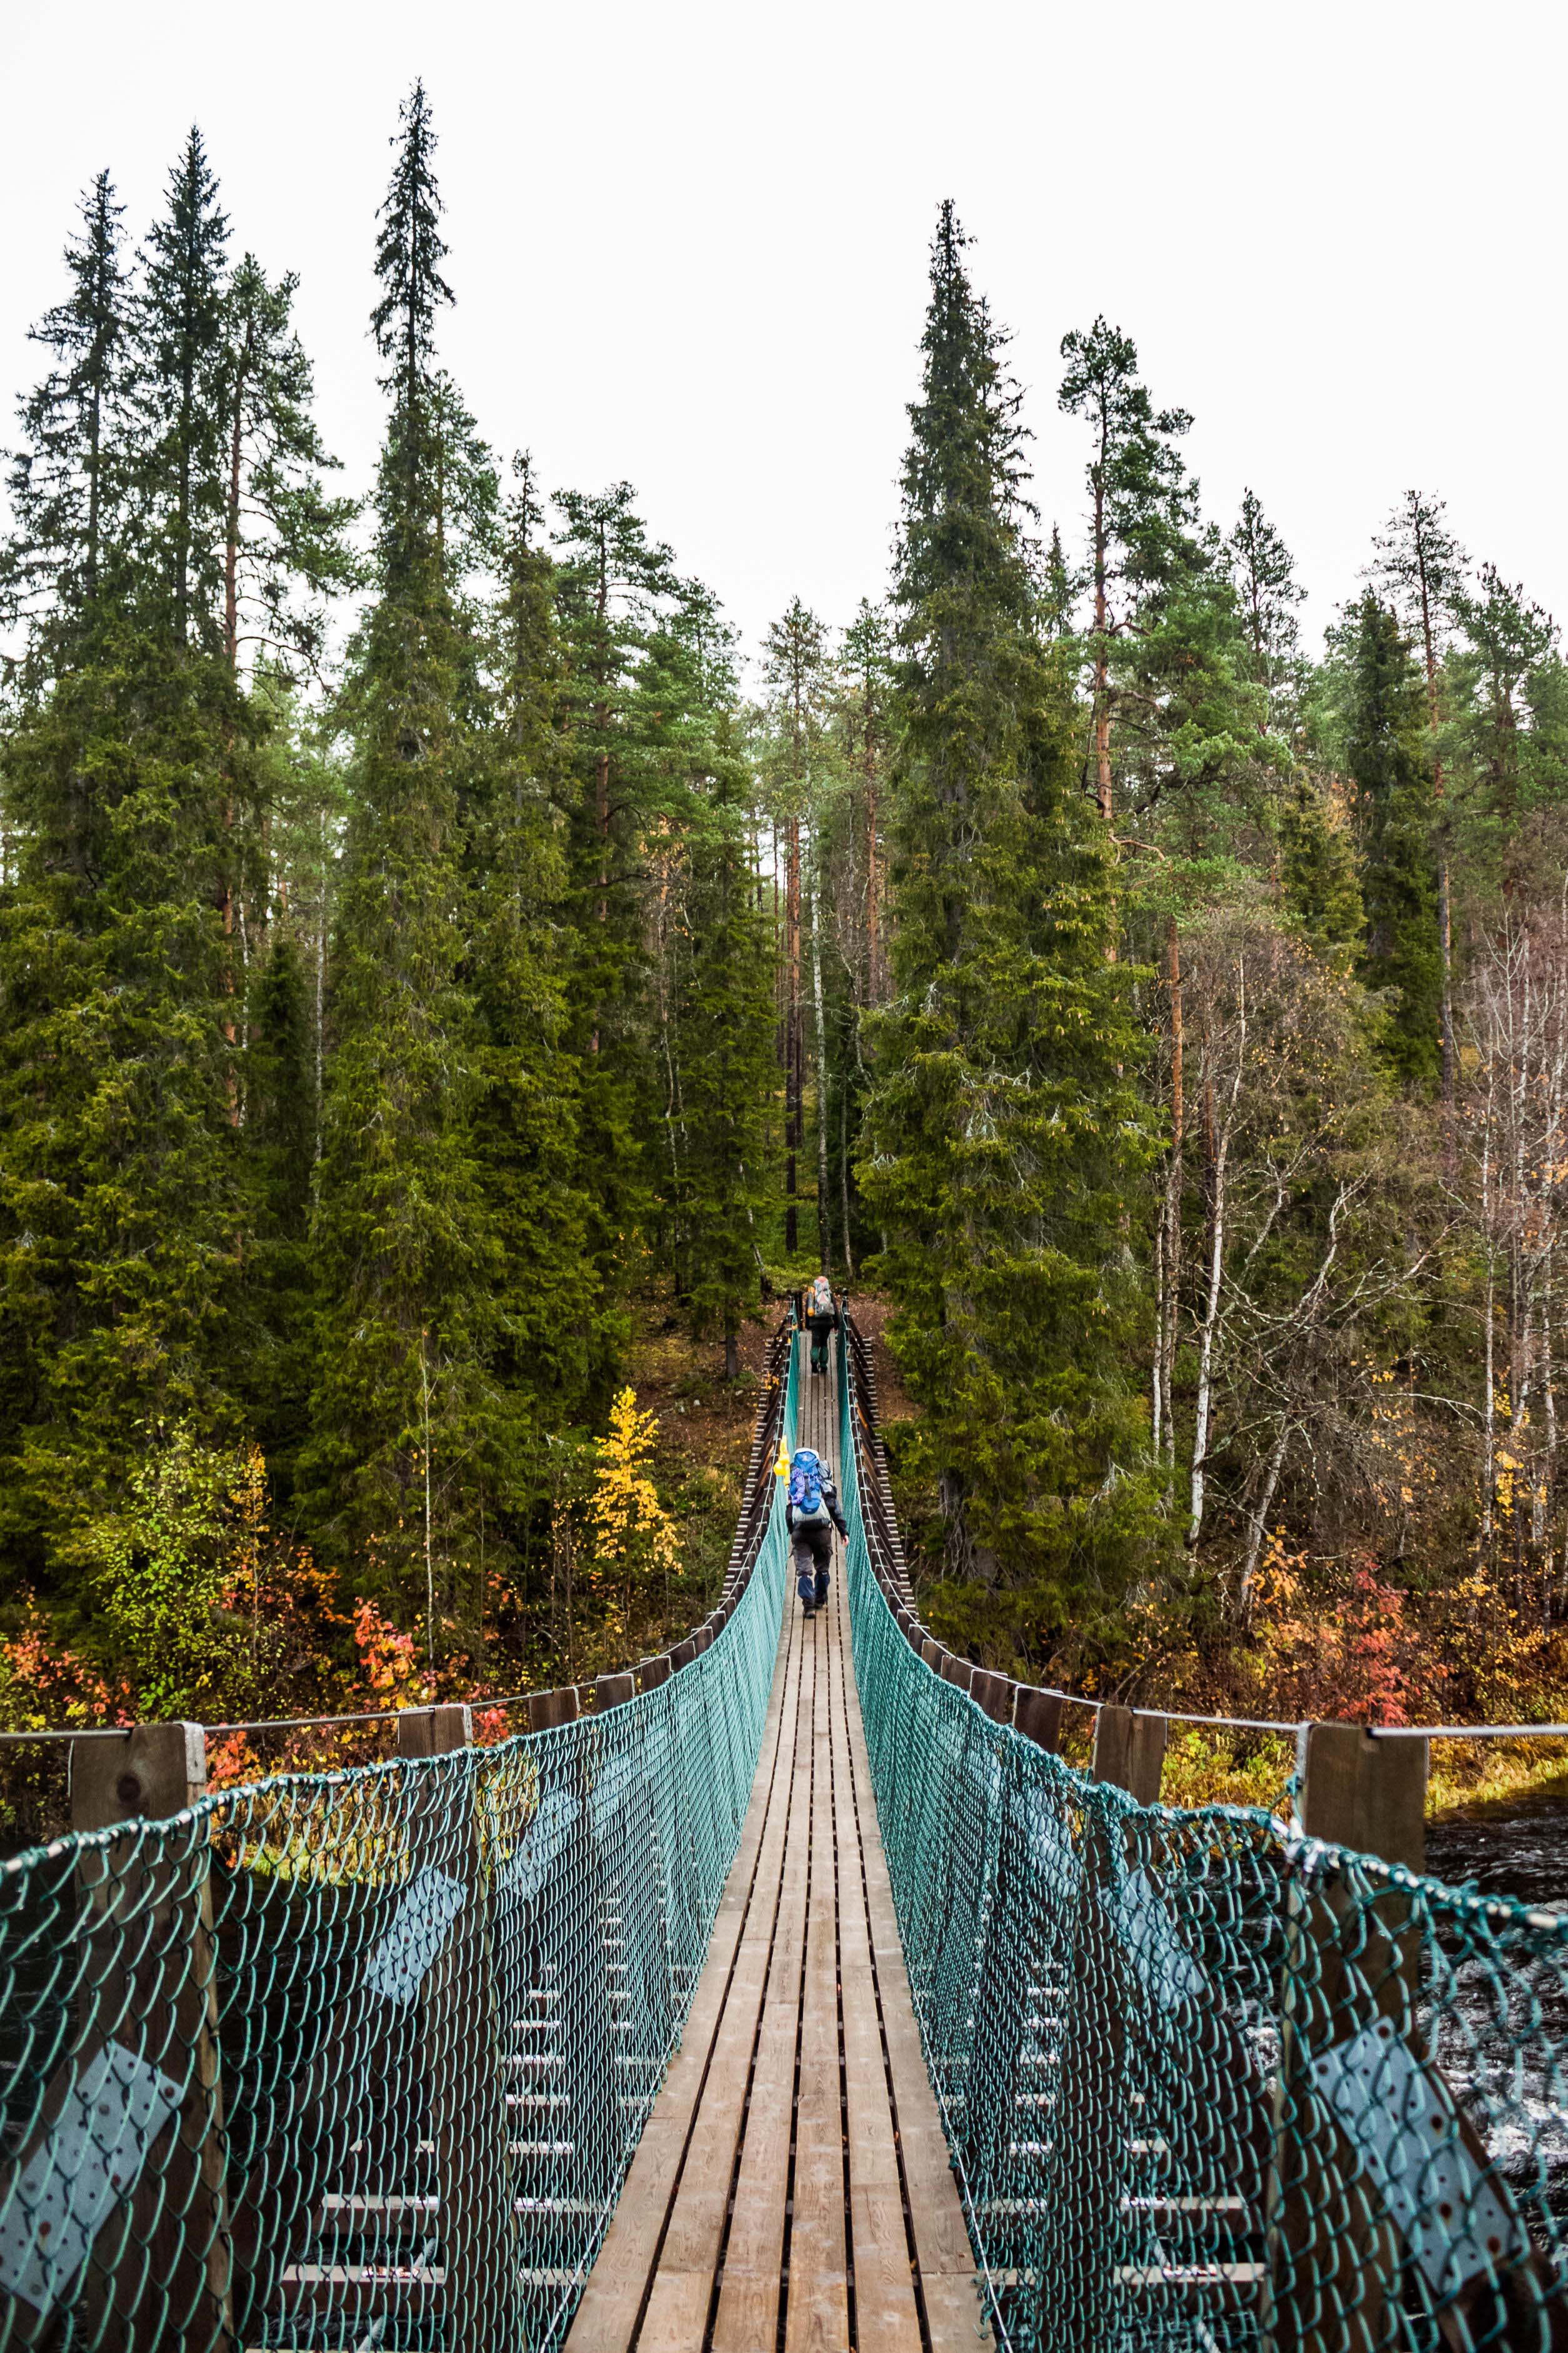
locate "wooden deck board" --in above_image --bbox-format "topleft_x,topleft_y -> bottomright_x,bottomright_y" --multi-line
708,1604 -> 814,2350
564,1335 -> 989,2353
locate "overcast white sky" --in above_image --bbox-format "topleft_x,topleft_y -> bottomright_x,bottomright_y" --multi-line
3,0 -> 1562,670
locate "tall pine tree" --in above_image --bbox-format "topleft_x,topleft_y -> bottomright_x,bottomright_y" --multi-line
0,139 -> 263,1580
862,204 -> 1161,1670
302,85 -> 497,1613
1345,593 -> 1442,1087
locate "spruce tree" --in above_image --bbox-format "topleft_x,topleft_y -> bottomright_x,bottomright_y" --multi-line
760,598 -> 831,1260
651,598 -> 776,1368
0,144 -> 258,1579
301,85 -> 497,1604
838,599 -> 894,1009
137,127 -> 231,650
1345,593 -> 1442,1086
1281,776 -> 1364,952
1448,563 -> 1557,891
1227,488 -> 1306,735
465,460 -> 608,1443
2,170 -> 129,630
1058,319 -> 1257,840
1370,492 -> 1466,1106
549,481 -> 679,1325
674,784 -> 776,1374
241,933 -> 316,1473
219,254 -> 359,679
1057,315 -> 1191,822
862,204 -> 1160,1667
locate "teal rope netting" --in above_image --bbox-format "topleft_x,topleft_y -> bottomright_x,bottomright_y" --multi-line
0,1347 -> 796,2353
837,1320 -> 1568,2353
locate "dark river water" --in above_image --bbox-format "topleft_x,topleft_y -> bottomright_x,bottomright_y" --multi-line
1427,1777 -> 1568,1912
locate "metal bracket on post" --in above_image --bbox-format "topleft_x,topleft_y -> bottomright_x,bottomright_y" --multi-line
396,1705 -> 524,2353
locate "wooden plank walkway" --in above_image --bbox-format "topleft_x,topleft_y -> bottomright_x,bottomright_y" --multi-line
564,1337 -> 989,2353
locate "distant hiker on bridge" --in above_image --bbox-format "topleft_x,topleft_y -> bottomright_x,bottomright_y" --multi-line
804,1273 -> 838,1375
786,1446 -> 847,1618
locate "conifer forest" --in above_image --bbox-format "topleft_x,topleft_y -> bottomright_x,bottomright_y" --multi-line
5,87 -> 1567,1779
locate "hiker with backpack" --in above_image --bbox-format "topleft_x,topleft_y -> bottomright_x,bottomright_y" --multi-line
804,1273 -> 838,1375
786,1447 -> 847,1617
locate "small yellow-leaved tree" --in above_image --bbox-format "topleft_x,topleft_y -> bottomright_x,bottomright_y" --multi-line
585,1389 -> 682,1656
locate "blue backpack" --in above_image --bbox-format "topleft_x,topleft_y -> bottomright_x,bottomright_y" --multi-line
788,1449 -> 824,1515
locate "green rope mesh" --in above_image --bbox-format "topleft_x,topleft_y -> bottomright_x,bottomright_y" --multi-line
0,1351 -> 795,2352
837,1325 -> 1568,2353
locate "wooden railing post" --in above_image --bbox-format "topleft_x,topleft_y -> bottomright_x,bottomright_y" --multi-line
1091,1705 -> 1167,1805
1264,1723 -> 1429,2353
396,1705 -> 522,2353
969,1670 -> 1012,1726
527,1684 -> 581,1733
1013,1688 -> 1064,1752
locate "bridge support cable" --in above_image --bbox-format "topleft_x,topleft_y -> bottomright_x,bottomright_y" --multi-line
837,1305 -> 1568,2353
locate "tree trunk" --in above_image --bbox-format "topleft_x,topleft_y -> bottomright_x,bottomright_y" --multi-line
1190,1001 -> 1244,1545
810,855 -> 832,1275
1188,1120 -> 1229,1546
865,742 -> 882,1005
1093,494 -> 1112,825
1152,1210 -> 1166,1458
1159,921 -> 1184,1462
839,1074 -> 855,1280
1481,1097 -> 1497,1548
1415,532 -> 1457,1154
786,815 -> 801,1253
1239,1422 -> 1292,1608
595,745 -> 611,924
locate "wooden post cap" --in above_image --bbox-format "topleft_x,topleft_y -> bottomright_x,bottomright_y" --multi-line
398,1704 -> 473,1758
1297,1720 -> 1428,1873
527,1685 -> 581,1733
72,1721 -> 207,1834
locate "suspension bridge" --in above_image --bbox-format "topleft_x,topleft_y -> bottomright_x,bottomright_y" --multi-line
2,1311 -> 1568,2352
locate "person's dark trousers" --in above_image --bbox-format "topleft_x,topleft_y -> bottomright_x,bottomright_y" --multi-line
793,1522 -> 832,1608
808,1315 -> 832,1373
